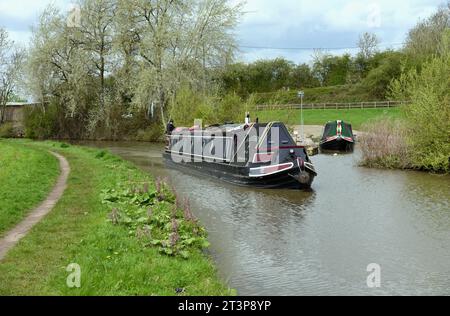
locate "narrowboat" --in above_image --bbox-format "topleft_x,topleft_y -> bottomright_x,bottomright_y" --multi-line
319,120 -> 355,152
163,121 -> 317,189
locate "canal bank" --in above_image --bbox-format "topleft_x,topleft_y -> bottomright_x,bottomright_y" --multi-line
82,141 -> 450,296
0,140 -> 231,295
0,140 -> 60,236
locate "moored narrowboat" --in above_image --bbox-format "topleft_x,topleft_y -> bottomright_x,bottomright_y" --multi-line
163,121 -> 317,189
320,120 -> 355,152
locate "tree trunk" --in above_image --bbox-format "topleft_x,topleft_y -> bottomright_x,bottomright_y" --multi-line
0,104 -> 5,124
158,86 -> 166,128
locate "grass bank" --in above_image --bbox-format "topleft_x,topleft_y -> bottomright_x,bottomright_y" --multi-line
256,107 -> 403,130
0,140 -> 59,236
0,140 -> 232,296
254,84 -> 373,105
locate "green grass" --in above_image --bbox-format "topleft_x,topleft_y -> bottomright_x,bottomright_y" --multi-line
255,84 -> 373,104
0,140 -> 59,236
0,140 -> 232,296
257,107 -> 404,130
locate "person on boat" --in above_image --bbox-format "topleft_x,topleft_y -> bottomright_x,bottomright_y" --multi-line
245,112 -> 251,125
244,112 -> 252,130
166,119 -> 176,135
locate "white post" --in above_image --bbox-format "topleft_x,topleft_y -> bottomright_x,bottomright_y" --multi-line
301,94 -> 304,143
298,91 -> 305,143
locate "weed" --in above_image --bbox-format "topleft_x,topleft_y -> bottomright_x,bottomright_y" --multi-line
102,179 -> 208,259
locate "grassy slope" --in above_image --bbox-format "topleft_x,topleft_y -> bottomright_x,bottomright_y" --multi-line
256,107 -> 403,130
298,85 -> 373,103
0,140 -> 59,236
255,84 -> 374,104
0,140 -> 231,296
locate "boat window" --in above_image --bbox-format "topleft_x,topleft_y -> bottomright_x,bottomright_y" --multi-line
279,129 -> 294,145
323,122 -> 337,137
341,124 -> 353,138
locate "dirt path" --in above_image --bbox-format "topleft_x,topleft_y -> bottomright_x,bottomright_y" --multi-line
0,151 -> 70,261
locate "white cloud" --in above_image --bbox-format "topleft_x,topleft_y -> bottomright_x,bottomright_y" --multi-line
235,0 -> 442,62
0,0 -> 70,17
0,0 -> 72,47
0,0 -> 445,61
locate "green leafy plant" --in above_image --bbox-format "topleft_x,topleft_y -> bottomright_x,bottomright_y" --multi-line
390,37 -> 450,173
102,178 -> 209,259
0,122 -> 15,138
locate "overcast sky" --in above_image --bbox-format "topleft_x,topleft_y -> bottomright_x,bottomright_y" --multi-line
0,0 -> 444,63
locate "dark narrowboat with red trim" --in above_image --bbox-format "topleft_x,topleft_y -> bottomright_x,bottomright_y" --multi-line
320,120 -> 355,152
163,121 -> 317,189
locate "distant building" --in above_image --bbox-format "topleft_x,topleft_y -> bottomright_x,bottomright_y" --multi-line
2,102 -> 40,128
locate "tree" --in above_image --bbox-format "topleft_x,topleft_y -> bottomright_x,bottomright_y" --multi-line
311,49 -> 329,86
404,2 -> 450,66
362,51 -> 403,99
289,63 -> 319,88
79,0 -> 115,104
0,28 -> 25,123
27,6 -> 99,138
390,31 -> 450,172
26,0 -> 243,138
75,0 -> 117,134
358,32 -> 380,60
112,0 -> 141,107
216,62 -> 249,95
129,0 -> 242,126
27,6 -> 70,103
312,52 -> 351,86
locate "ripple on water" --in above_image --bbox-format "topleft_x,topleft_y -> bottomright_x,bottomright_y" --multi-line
84,141 -> 450,296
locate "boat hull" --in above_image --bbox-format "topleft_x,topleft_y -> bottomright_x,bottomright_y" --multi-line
163,152 -> 315,189
320,138 -> 354,152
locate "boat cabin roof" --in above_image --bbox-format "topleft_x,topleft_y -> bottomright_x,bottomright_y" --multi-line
174,122 -> 290,134
324,120 -> 352,128
322,120 -> 354,138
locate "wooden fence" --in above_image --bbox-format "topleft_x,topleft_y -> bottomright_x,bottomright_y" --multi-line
256,100 -> 409,111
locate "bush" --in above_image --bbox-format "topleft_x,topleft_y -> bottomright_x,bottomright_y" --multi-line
253,85 -> 374,106
23,103 -> 59,139
169,88 -> 256,127
0,122 -> 15,138
101,178 -> 209,259
361,51 -> 403,99
390,49 -> 450,173
169,87 -> 214,127
22,99 -> 165,142
359,119 -> 411,169
216,92 -> 245,123
135,125 -> 165,142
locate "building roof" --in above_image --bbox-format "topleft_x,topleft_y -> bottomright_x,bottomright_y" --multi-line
5,102 -> 40,107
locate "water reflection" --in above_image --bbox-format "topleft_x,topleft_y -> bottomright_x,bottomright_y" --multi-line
79,141 -> 450,296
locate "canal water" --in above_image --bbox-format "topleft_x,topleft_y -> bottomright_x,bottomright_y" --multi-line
82,141 -> 450,295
